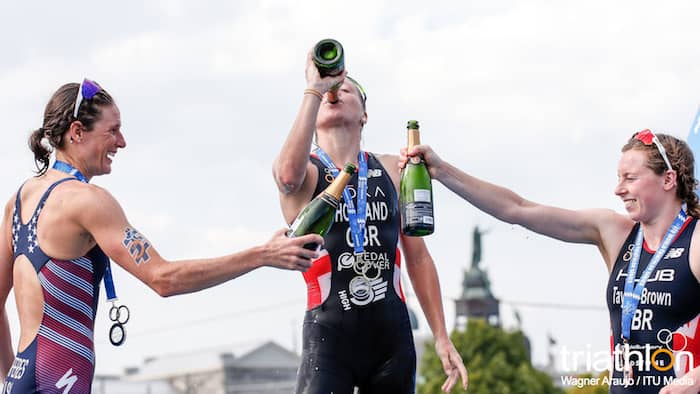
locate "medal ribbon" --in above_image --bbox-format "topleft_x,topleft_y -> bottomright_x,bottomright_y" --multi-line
313,148 -> 368,255
53,160 -> 89,183
620,209 -> 687,341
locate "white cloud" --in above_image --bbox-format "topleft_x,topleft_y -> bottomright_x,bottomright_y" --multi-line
2,0 -> 700,376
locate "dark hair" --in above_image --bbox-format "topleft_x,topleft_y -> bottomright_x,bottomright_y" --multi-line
622,132 -> 700,217
28,81 -> 114,175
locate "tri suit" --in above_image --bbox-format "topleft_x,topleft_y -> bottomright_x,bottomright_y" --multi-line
607,218 -> 700,393
295,152 -> 416,394
3,178 -> 107,393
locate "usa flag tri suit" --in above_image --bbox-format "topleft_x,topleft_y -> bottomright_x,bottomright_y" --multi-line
3,178 -> 106,393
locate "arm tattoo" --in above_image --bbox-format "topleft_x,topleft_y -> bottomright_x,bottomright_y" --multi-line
122,226 -> 152,265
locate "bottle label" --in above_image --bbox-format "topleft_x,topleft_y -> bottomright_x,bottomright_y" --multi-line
403,202 -> 434,225
413,189 -> 431,203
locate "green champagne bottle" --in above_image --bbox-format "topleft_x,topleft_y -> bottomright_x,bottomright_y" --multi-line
313,38 -> 344,77
400,120 -> 435,236
288,162 -> 356,250
312,38 -> 344,103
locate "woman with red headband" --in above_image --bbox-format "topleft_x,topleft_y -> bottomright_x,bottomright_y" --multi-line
0,79 -> 322,393
400,130 -> 700,393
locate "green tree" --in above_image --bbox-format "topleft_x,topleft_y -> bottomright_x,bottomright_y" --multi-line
418,319 -> 563,394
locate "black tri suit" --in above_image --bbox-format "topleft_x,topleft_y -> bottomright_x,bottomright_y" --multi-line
295,152 -> 417,394
607,219 -> 700,393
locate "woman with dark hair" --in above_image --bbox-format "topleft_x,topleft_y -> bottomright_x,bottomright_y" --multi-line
400,130 -> 700,393
0,79 -> 323,393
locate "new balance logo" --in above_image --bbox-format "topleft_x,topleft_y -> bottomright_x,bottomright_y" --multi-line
367,169 -> 383,178
664,247 -> 685,260
56,369 -> 77,393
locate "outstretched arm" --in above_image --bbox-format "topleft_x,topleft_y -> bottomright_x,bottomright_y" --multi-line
78,187 -> 323,297
399,145 -> 632,268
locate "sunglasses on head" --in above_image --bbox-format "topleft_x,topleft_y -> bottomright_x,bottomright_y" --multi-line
73,78 -> 101,119
635,129 -> 672,171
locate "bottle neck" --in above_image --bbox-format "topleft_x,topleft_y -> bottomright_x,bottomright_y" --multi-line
319,193 -> 340,209
407,128 -> 421,148
324,170 -> 352,200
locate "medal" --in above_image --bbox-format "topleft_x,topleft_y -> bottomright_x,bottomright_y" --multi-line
353,253 -> 381,281
103,252 -> 130,346
109,303 -> 130,346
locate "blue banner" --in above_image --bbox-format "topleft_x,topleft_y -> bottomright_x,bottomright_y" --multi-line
687,106 -> 700,196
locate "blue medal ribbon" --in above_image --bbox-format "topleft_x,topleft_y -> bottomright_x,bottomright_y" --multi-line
620,209 -> 688,341
103,261 -> 118,301
53,160 -> 89,183
52,160 -> 119,301
314,148 -> 368,255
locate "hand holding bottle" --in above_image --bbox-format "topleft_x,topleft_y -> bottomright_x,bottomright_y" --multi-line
305,48 -> 346,97
400,121 -> 435,236
288,163 -> 356,250
399,144 -> 446,181
261,228 -> 323,272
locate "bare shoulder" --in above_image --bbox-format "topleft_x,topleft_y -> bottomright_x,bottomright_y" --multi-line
589,208 -> 633,231
3,192 -> 16,219
53,180 -> 114,204
83,184 -> 122,212
85,183 -> 118,203
375,152 -> 398,169
591,209 -> 635,270
1,193 -> 16,287
55,182 -> 124,222
1,193 -> 17,242
582,207 -> 633,234
374,153 -> 400,185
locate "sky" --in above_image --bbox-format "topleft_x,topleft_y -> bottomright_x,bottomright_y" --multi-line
1,0 -> 700,376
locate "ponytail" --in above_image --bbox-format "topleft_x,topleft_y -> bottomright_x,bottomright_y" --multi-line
28,128 -> 52,176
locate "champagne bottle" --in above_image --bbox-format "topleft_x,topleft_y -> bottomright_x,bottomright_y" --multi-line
400,120 -> 435,236
313,38 -> 344,77
288,162 -> 356,249
312,38 -> 344,103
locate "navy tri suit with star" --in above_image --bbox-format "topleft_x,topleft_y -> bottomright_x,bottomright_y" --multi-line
3,178 -> 106,393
